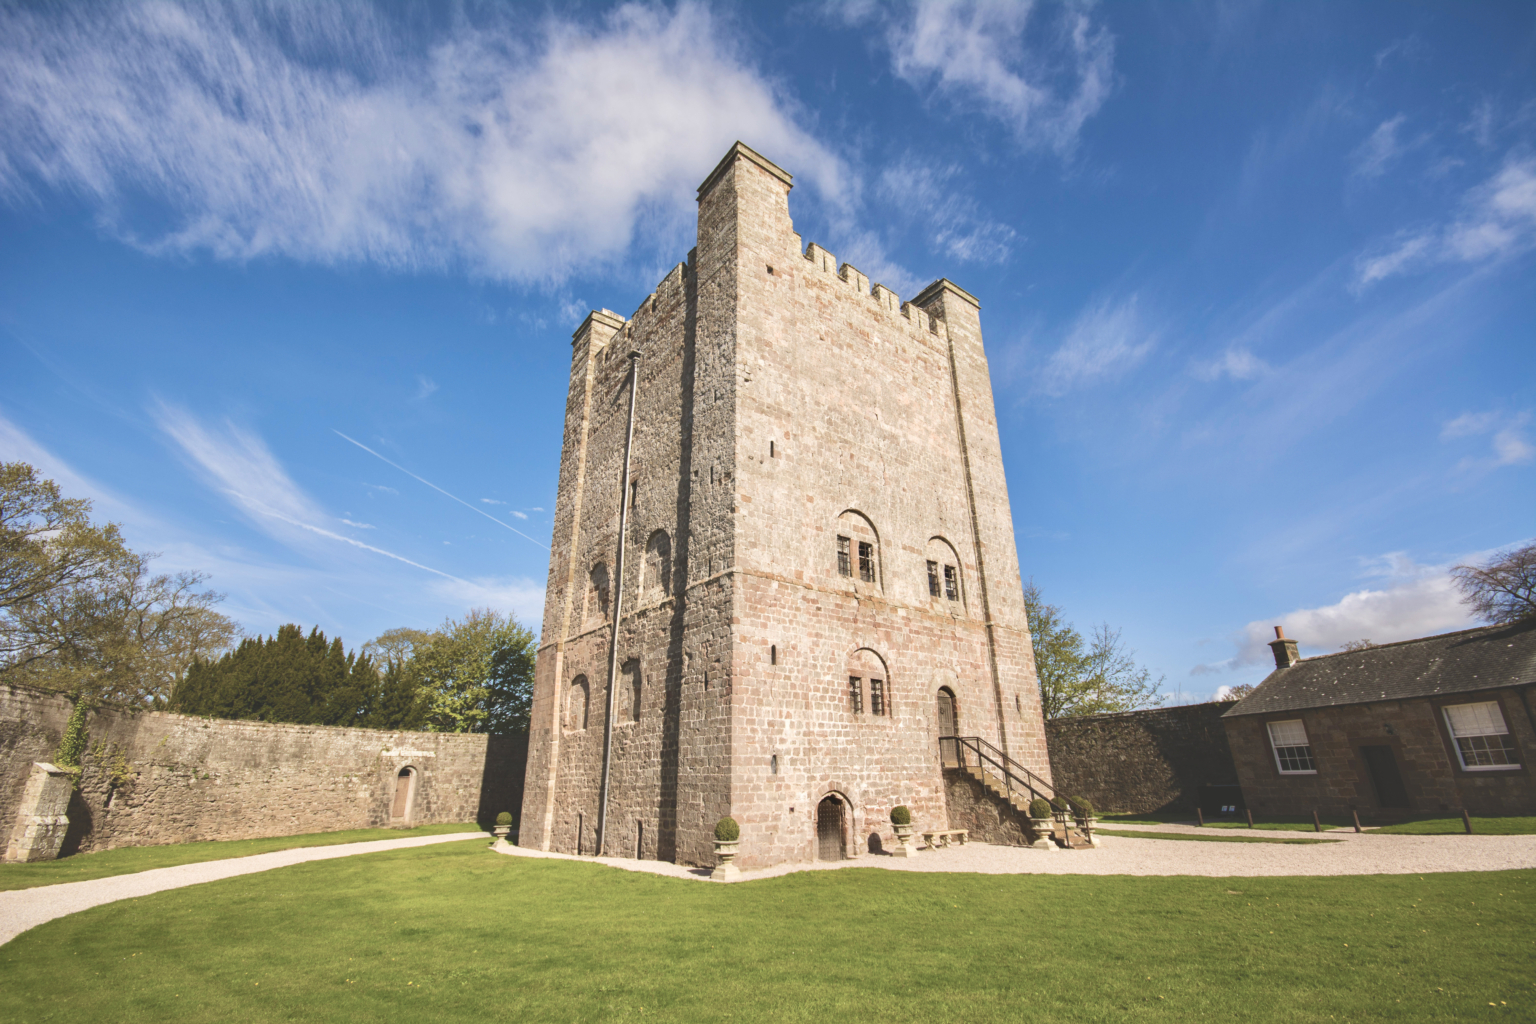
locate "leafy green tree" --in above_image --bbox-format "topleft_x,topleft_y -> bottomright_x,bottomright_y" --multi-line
1024,580 -> 1166,719
3,462 -> 240,705
410,609 -> 536,733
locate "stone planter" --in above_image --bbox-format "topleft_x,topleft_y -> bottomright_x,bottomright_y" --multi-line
491,825 -> 511,847
1075,817 -> 1101,848
711,839 -> 740,881
891,822 -> 916,858
1028,817 -> 1056,851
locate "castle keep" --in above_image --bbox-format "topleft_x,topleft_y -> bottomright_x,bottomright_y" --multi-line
519,143 -> 1050,869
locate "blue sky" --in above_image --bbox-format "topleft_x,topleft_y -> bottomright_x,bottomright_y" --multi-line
1,1 -> 1532,697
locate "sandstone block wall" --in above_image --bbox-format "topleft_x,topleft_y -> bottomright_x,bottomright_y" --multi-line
1225,688 -> 1535,818
521,143 -> 1049,870
1045,701 -> 1239,814
1,683 -> 526,855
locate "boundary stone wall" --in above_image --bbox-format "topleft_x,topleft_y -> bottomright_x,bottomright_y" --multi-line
0,683 -> 526,855
1045,701 -> 1239,814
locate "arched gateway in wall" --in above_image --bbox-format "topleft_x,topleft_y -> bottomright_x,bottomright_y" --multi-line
816,795 -> 846,861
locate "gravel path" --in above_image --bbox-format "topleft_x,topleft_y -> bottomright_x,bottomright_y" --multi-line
0,831 -> 488,946
492,823 -> 1536,882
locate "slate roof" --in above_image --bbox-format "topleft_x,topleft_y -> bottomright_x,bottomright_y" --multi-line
1223,618 -> 1536,718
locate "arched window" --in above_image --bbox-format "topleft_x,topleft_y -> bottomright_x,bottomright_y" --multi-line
644,531 -> 672,601
925,537 -> 964,606
587,564 -> 610,625
568,676 -> 590,731
835,510 -> 880,587
847,647 -> 890,717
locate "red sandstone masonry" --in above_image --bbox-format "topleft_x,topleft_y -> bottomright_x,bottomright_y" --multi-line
520,144 -> 1049,869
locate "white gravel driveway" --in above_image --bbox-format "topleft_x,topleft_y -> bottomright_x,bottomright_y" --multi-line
493,822 -> 1536,882
0,831 -> 489,946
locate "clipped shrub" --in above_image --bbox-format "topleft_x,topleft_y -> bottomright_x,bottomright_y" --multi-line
714,816 -> 740,842
1051,795 -> 1072,812
496,811 -> 513,827
1070,796 -> 1094,817
890,805 -> 912,826
1029,798 -> 1052,819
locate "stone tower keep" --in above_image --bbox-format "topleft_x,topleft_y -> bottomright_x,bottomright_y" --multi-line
519,143 -> 1049,869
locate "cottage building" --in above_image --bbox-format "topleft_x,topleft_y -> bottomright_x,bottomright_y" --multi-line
1223,621 -> 1536,818
518,143 -> 1050,869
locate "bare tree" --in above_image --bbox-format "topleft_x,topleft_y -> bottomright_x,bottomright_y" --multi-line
1451,543 -> 1536,624
1339,639 -> 1375,652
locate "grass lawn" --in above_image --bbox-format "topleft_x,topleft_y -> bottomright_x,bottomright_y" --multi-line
0,822 -> 483,891
1095,828 -> 1340,845
1374,817 -> 1536,836
2,844 -> 1531,1022
1104,814 -> 1536,835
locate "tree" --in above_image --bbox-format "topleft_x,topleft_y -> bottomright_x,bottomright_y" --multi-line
1023,580 -> 1167,719
171,624 -> 378,726
411,609 -> 536,733
1452,543 -> 1536,624
1222,683 -> 1255,701
1339,639 -> 1375,652
2,462 -> 240,704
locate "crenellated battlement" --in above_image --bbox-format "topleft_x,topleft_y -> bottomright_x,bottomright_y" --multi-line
798,240 -> 944,338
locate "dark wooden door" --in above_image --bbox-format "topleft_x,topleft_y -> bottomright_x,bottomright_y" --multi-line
816,796 -> 844,861
1360,746 -> 1410,808
392,769 -> 412,817
937,689 -> 957,765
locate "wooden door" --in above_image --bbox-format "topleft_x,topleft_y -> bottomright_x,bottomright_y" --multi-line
816,796 -> 844,861
1360,746 -> 1410,808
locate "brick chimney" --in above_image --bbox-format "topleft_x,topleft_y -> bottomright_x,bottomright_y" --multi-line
1269,626 -> 1300,669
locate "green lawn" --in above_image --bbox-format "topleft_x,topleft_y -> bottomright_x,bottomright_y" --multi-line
2,843 -> 1531,1022
0,822 -> 483,891
1103,814 -> 1536,835
1095,828 -> 1340,845
1374,816 -> 1536,836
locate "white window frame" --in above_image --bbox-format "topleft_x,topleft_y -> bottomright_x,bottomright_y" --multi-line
1442,701 -> 1521,772
1266,719 -> 1317,775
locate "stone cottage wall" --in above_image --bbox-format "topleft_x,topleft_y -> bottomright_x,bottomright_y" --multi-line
1045,701 -> 1239,814
0,683 -> 526,855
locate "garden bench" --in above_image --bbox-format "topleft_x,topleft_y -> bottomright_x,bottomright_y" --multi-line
921,829 -> 968,849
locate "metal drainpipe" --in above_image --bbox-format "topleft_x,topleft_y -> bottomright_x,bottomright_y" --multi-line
596,350 -> 640,857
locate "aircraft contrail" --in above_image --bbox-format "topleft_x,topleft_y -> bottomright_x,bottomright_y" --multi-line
333,431 -> 549,550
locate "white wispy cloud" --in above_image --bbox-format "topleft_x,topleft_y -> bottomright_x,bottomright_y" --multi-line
842,0 -> 1114,156
414,375 -> 439,401
479,498 -> 506,505
1355,155 -> 1536,287
1191,552 -> 1484,675
0,1 -> 843,283
1442,410 -> 1535,470
1349,114 -> 1407,178
340,518 -> 375,529
876,158 -> 1017,267
1035,295 -> 1156,397
1191,347 -> 1270,383
510,510 -> 529,520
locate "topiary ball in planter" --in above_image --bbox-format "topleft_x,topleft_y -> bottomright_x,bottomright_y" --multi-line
714,816 -> 740,843
496,811 -> 513,827
890,805 -> 912,826
1029,797 -> 1052,819
1051,795 -> 1072,812
1070,796 -> 1094,817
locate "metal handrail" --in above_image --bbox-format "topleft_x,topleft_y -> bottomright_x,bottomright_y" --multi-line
941,735 -> 1056,805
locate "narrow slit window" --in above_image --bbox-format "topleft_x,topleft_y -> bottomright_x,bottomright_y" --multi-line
943,565 -> 959,601
848,676 -> 863,714
770,440 -> 775,458
1267,720 -> 1316,774
1444,702 -> 1520,769
858,541 -> 875,582
927,560 -> 941,597
870,678 -> 885,716
770,644 -> 777,665
837,536 -> 852,577
629,481 -> 638,510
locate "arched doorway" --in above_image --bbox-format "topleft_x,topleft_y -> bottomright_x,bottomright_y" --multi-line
391,766 -> 416,821
937,687 -> 958,764
816,795 -> 845,861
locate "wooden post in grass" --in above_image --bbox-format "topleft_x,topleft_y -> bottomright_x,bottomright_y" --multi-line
1312,809 -> 1322,833
1462,809 -> 1473,835
1196,808 -> 1205,827
1352,810 -> 1361,833
1246,809 -> 1254,829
